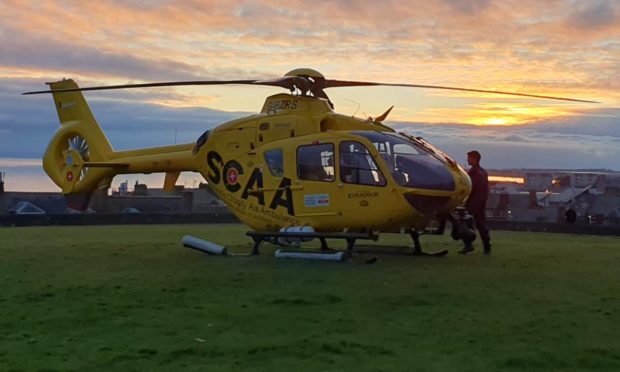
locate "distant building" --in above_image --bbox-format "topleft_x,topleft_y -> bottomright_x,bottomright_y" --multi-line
525,172 -> 553,190
594,175 -> 620,196
9,201 -> 46,214
0,192 -> 69,215
1,182 -> 226,216
585,175 -> 620,225
570,172 -> 604,188
536,187 -> 592,208
487,191 -> 561,223
119,180 -> 128,193
92,183 -> 223,214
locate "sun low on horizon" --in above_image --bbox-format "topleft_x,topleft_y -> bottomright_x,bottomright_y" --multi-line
1,0 -> 619,186
461,102 -> 588,126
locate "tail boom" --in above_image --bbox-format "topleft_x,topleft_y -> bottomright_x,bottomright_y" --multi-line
42,79 -> 199,197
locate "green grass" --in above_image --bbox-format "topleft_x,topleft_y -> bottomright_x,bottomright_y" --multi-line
1,224 -> 619,371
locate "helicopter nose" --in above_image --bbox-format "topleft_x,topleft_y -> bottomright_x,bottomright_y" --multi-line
391,154 -> 455,191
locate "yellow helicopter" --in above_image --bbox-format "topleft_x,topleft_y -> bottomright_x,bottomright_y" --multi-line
25,68 -> 595,256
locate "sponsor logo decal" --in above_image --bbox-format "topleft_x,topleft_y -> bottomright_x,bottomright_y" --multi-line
304,193 -> 330,207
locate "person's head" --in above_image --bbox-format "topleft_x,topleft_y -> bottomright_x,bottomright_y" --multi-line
467,150 -> 481,166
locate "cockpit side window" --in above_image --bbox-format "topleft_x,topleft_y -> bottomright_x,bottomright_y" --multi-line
354,131 -> 455,191
264,149 -> 284,177
297,143 -> 335,182
339,141 -> 386,187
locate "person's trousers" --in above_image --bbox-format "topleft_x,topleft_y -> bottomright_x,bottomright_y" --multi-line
469,209 -> 491,249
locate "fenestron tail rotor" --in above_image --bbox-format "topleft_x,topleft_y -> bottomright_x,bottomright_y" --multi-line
22,68 -> 598,104
67,134 -> 90,182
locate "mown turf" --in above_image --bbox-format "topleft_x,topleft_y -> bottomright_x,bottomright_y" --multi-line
1,224 -> 619,371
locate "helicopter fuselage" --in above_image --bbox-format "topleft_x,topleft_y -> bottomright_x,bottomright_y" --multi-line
39,78 -> 471,233
193,93 -> 471,232
33,68 -> 592,235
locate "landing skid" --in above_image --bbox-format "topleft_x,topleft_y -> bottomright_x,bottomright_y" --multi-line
412,249 -> 449,257
354,245 -> 448,257
409,230 -> 448,257
246,230 -> 378,255
245,229 -> 447,258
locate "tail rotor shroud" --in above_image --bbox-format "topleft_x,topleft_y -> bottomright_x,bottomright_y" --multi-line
66,134 -> 90,183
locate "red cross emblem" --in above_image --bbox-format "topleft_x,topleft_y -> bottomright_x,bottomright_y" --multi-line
227,168 -> 239,185
66,171 -> 74,182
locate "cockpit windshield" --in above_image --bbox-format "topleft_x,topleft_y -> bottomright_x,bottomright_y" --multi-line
354,132 -> 455,191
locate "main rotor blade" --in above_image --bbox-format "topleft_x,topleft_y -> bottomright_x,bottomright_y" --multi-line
22,79 -> 287,95
324,80 -> 599,103
23,75 -> 598,103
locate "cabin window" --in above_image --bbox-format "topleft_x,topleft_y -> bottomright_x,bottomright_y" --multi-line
297,143 -> 335,182
354,131 -> 455,191
339,141 -> 386,187
264,149 -> 284,177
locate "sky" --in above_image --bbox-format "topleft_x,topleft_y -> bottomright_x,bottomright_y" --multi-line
1,0 -> 619,191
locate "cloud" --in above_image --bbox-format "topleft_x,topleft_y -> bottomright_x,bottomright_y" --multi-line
0,33 -> 209,82
567,1 -> 618,30
5,81 -> 618,170
502,134 -> 529,142
0,77 -> 254,157
0,1 -> 618,104
442,0 -> 490,15
390,117 -> 620,170
1,0 -> 619,175
523,107 -> 620,137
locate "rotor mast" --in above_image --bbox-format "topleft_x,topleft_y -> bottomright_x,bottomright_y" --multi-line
279,68 -> 333,107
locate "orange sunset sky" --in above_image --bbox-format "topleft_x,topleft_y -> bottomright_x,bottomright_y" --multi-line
0,0 -> 619,190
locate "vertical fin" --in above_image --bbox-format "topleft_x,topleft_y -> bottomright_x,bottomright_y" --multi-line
43,79 -> 115,195
48,79 -> 113,155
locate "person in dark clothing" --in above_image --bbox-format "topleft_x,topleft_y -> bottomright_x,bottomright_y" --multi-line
460,150 -> 492,254
565,207 -> 577,223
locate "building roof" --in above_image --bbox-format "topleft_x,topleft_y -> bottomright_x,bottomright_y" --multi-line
594,175 -> 620,189
537,186 -> 591,204
9,201 -> 46,214
508,194 -> 533,209
1,192 -> 68,214
588,194 -> 620,216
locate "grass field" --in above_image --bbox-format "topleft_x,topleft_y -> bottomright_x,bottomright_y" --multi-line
1,224 -> 619,371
